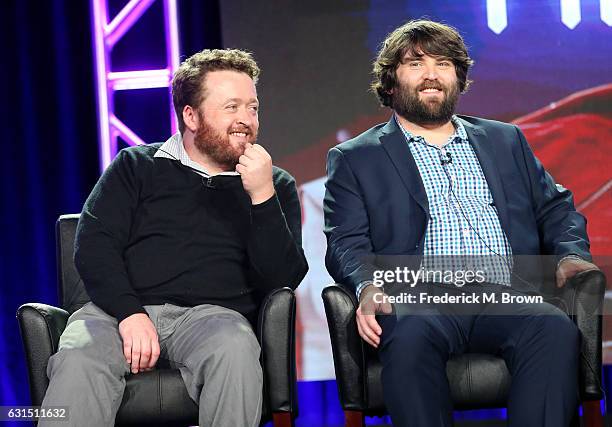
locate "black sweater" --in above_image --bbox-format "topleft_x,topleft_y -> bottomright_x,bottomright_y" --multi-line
74,144 -> 308,323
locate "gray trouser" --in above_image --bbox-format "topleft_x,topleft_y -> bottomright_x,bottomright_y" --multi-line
39,302 -> 263,427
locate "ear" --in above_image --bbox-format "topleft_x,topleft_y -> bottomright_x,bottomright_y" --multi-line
182,105 -> 199,133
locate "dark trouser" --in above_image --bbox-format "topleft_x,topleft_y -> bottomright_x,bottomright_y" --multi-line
377,283 -> 580,427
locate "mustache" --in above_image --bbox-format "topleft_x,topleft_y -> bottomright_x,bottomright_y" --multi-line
416,81 -> 444,91
229,125 -> 253,135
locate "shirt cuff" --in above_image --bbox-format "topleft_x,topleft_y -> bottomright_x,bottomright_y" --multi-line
356,280 -> 374,301
556,254 -> 584,271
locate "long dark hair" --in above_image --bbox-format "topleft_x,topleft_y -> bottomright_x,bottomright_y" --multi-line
371,20 -> 474,107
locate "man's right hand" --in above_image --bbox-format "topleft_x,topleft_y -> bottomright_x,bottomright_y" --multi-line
118,313 -> 160,374
356,285 -> 392,348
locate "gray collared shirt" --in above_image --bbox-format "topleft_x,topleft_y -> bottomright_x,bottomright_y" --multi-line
153,133 -> 240,178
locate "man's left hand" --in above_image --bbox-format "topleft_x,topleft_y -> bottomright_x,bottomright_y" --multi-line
556,256 -> 599,288
236,143 -> 275,204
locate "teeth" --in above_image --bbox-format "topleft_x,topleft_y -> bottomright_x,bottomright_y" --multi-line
231,132 -> 247,137
421,88 -> 440,92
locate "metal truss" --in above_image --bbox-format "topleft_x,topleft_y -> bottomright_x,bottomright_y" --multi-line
91,0 -> 180,171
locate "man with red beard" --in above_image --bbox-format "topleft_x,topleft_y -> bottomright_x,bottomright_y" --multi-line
39,49 -> 307,427
324,20 -> 598,426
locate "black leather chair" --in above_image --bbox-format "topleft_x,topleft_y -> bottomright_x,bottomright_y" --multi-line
17,214 -> 298,427
322,270 -> 606,427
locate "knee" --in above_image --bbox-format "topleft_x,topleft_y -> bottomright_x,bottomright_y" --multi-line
49,347 -> 128,379
521,314 -> 580,367
215,323 -> 260,361
191,320 -> 261,375
542,315 -> 580,352
51,315 -> 127,376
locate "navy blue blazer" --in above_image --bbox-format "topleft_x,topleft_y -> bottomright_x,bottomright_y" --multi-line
323,115 -> 591,292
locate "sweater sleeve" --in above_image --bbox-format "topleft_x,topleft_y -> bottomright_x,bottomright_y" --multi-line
74,149 -> 148,322
247,169 -> 308,292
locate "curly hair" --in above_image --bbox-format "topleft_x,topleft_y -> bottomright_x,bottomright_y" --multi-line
371,20 -> 474,107
172,49 -> 260,133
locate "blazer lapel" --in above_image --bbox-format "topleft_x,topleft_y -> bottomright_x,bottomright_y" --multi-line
379,118 -> 429,214
459,117 -> 511,236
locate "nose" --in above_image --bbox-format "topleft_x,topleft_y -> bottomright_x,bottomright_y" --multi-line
423,63 -> 439,80
236,106 -> 253,127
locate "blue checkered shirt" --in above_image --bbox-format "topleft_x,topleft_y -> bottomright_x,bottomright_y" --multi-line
356,116 -> 513,298
400,115 -> 512,286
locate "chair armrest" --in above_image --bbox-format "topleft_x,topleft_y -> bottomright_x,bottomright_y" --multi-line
16,303 -> 70,406
257,287 -> 297,416
558,270 -> 606,401
321,284 -> 366,411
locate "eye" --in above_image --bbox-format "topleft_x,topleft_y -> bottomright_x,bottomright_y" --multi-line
407,61 -> 422,68
225,104 -> 238,111
248,105 -> 259,113
438,60 -> 452,67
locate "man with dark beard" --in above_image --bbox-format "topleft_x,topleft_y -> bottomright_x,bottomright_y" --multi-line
39,49 -> 308,427
324,20 -> 598,426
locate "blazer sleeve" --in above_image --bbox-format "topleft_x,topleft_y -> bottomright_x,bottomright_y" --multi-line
514,125 -> 592,261
323,147 -> 379,292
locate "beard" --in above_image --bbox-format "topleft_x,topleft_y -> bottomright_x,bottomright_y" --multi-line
193,112 -> 257,171
392,79 -> 460,127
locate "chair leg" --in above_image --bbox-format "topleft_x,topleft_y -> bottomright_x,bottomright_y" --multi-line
344,410 -> 365,427
570,407 -> 581,427
272,411 -> 294,427
582,400 -> 604,427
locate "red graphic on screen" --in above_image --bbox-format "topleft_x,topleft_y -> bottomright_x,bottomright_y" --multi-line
514,84 -> 612,256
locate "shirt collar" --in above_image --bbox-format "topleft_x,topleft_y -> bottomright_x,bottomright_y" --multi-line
394,114 -> 468,146
153,133 -> 240,177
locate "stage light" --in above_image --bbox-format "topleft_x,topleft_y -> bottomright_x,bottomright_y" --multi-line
486,0 -> 508,34
561,0 -> 582,29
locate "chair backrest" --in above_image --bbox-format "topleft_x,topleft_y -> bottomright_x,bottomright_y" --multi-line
56,214 -> 91,314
